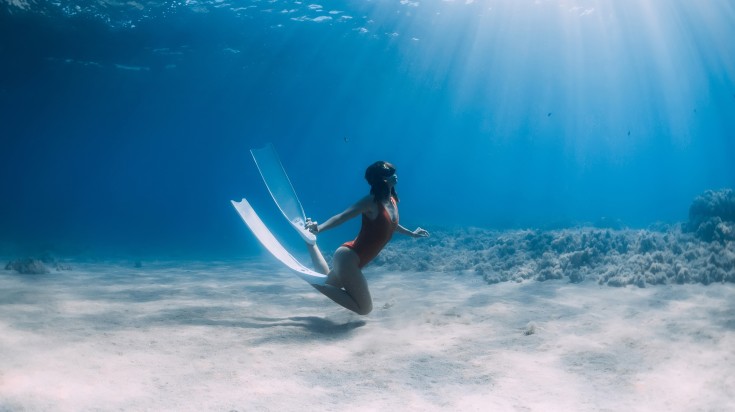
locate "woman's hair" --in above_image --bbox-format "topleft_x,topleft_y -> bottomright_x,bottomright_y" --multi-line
365,161 -> 399,203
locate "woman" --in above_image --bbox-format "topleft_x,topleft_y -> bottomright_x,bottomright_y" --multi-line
304,161 -> 429,315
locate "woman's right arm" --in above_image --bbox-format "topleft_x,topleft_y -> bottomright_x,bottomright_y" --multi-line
307,196 -> 372,234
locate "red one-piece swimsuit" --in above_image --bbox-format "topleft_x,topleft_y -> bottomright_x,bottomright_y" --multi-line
342,197 -> 399,268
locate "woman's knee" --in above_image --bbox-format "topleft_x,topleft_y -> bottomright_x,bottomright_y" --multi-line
352,285 -> 373,315
356,301 -> 373,315
333,247 -> 372,315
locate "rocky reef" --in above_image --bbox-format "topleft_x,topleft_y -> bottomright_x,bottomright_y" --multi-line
4,254 -> 72,275
685,189 -> 735,242
375,189 -> 735,287
5,258 -> 50,274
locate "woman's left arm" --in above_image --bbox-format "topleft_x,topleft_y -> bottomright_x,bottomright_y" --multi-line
396,224 -> 430,238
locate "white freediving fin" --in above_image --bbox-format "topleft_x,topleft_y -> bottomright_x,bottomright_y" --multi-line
231,198 -> 326,286
250,143 -> 316,245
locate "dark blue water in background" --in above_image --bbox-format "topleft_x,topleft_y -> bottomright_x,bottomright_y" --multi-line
1,0 -> 734,258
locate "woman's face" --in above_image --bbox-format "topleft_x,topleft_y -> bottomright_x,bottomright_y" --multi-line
384,173 -> 398,187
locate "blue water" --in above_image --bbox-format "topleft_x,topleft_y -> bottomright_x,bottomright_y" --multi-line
1,0 -> 734,258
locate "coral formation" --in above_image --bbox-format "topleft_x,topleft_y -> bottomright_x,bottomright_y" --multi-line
685,189 -> 735,242
5,258 -> 50,274
4,253 -> 72,274
376,225 -> 735,287
375,189 -> 735,287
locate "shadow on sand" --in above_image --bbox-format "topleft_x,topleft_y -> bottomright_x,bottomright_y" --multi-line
136,307 -> 367,340
170,313 -> 366,335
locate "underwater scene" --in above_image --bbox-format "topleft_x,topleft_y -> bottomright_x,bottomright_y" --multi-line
1,1 -> 734,411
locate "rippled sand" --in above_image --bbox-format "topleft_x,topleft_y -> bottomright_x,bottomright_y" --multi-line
1,259 -> 733,411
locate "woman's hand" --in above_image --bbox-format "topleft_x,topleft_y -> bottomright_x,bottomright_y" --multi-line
305,218 -> 319,234
412,227 -> 430,238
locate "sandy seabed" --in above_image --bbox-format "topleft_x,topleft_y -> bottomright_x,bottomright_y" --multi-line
1,258 -> 734,412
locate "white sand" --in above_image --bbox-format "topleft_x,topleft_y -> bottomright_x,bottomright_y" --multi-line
1,259 -> 734,411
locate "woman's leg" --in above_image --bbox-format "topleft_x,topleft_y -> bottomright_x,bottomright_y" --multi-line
311,247 -> 372,315
306,243 -> 330,275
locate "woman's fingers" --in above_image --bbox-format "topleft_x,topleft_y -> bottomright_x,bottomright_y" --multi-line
305,219 -> 319,233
